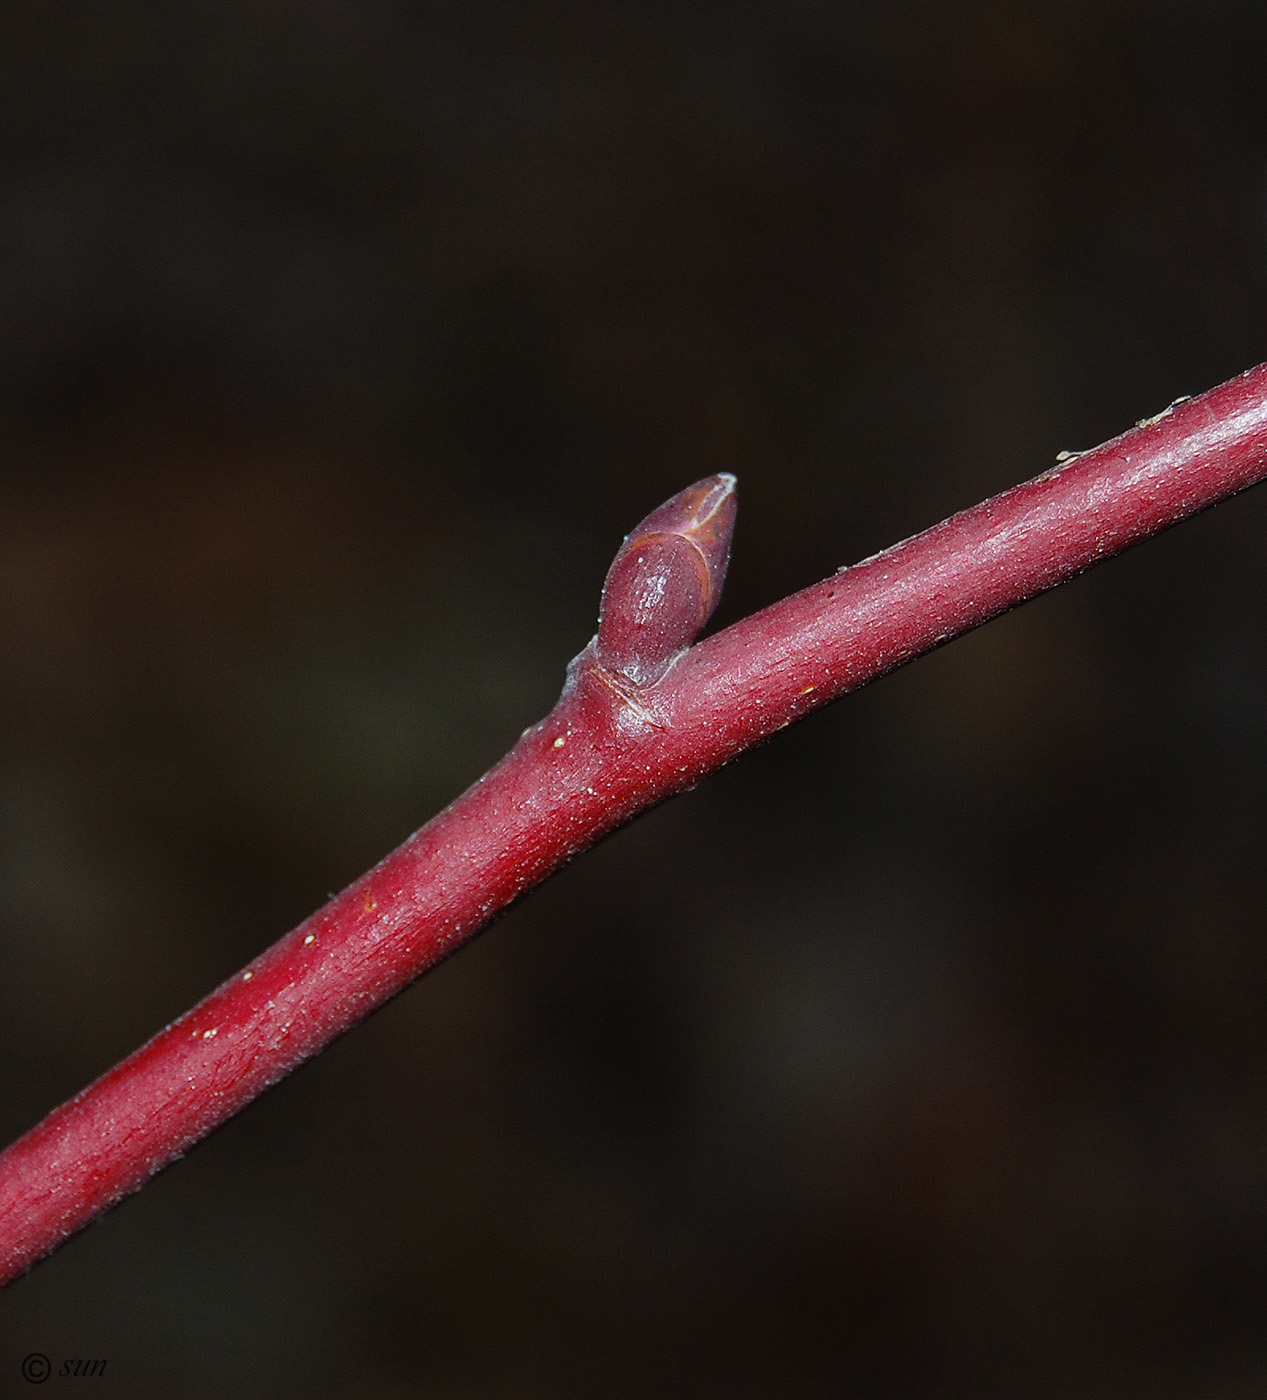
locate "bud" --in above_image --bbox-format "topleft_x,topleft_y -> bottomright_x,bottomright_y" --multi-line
596,474 -> 737,687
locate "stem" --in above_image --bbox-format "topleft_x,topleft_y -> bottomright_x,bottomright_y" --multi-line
4,365 -> 1267,1285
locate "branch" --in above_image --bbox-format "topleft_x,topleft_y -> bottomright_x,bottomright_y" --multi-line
4,364 -> 1267,1285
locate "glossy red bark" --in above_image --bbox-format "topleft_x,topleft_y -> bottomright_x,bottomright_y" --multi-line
3,364 -> 1267,1285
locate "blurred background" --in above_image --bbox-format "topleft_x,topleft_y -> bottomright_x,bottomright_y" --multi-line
2,2 -> 1267,1396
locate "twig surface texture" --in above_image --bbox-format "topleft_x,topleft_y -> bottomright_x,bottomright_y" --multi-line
4,363 -> 1267,1285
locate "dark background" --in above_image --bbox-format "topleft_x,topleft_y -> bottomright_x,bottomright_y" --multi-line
2,3 -> 1267,1396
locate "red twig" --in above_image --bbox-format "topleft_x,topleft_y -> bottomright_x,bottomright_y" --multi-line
4,365 -> 1267,1285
